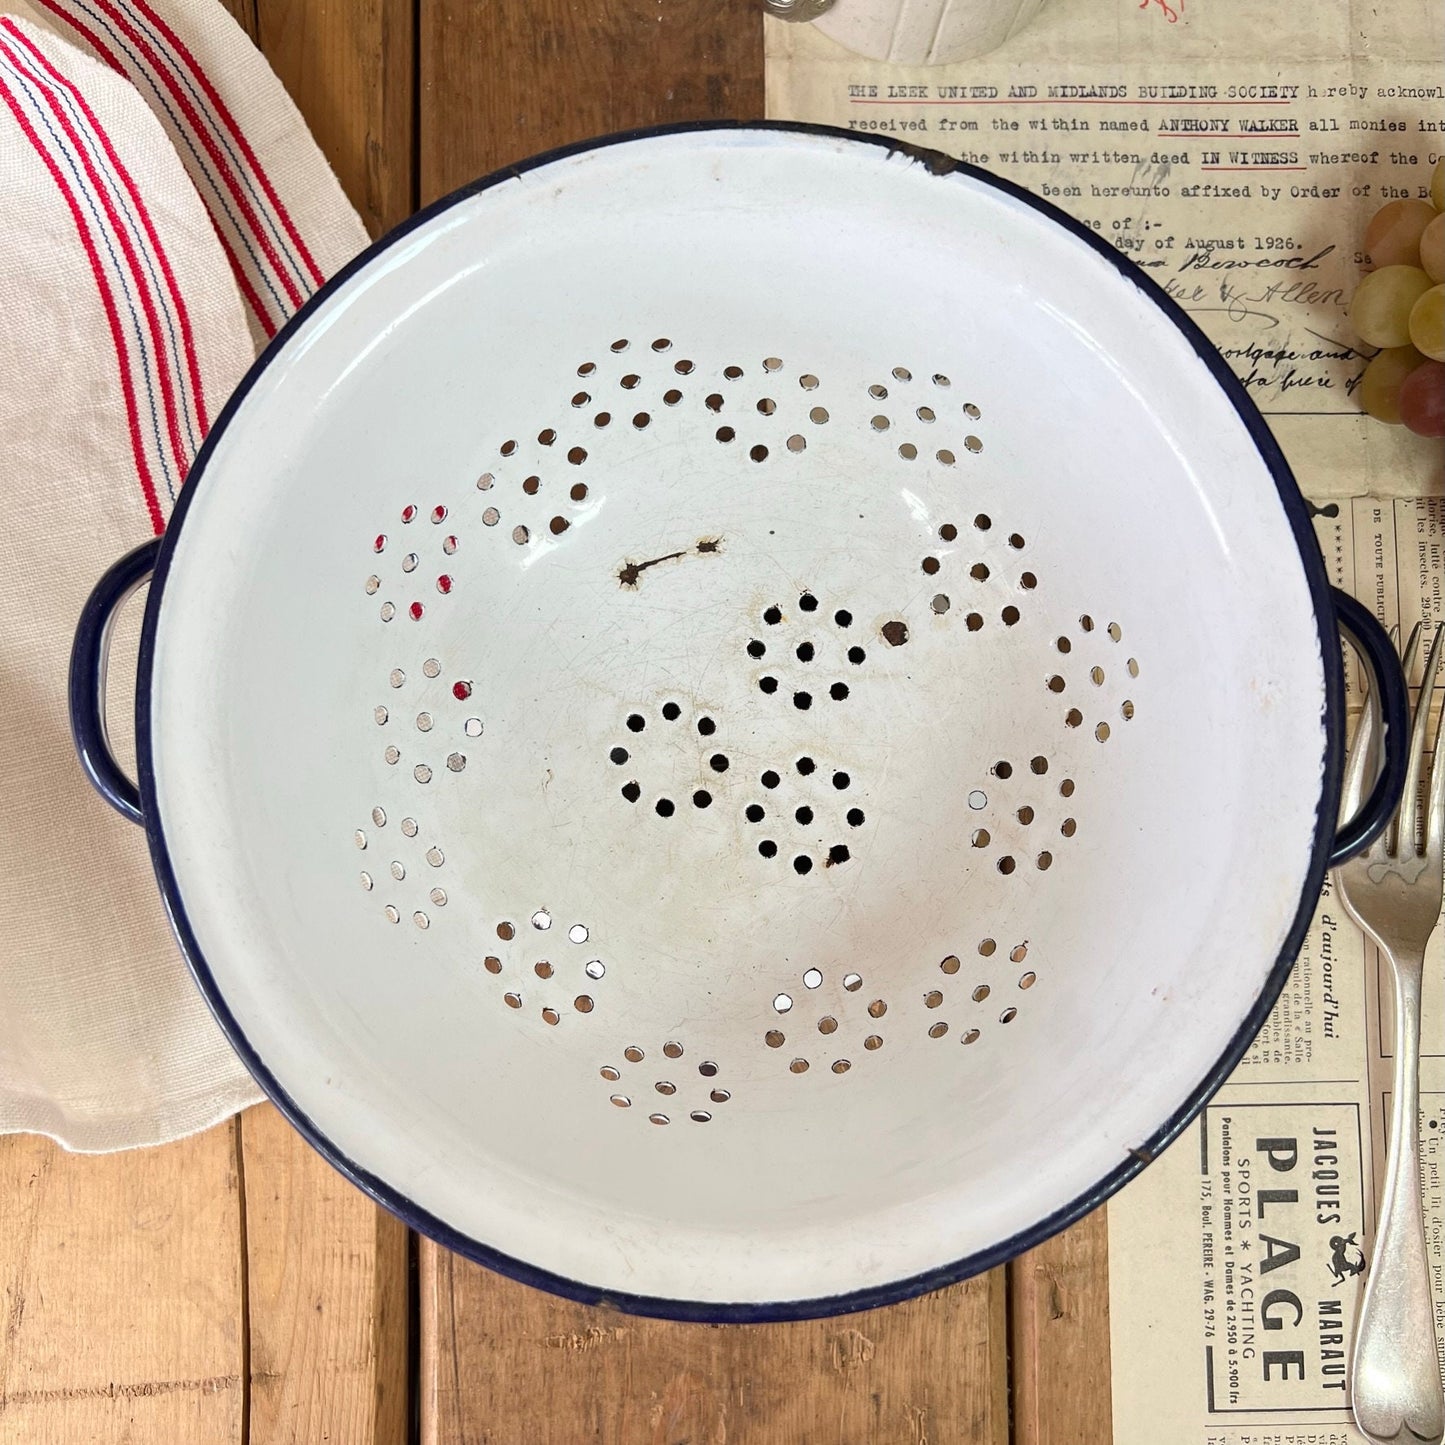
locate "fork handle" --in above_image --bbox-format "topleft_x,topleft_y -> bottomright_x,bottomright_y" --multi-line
1332,589 -> 1410,866
1351,950 -> 1444,1445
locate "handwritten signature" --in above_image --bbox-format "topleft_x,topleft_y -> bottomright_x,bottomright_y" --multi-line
1186,305 -> 1280,329
1178,244 -> 1336,275
1139,0 -> 1182,21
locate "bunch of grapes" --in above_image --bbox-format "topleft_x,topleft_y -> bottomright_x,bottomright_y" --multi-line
1352,157 -> 1445,437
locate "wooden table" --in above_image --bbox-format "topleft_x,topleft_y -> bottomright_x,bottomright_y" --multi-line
0,3 -> 1114,1439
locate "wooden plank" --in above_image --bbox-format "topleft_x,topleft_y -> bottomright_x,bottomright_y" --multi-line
420,1243 -> 1007,1445
419,0 -> 766,203
1009,1207 -> 1113,1445
0,1124 -> 244,1445
239,1103 -> 410,1445
254,0 -> 415,237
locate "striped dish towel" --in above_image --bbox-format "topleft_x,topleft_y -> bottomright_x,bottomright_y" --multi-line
0,0 -> 368,1150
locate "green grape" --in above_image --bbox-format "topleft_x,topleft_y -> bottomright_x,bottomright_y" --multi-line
1434,157 -> 1445,213
1360,345 -> 1427,424
1363,198 -> 1436,269
1409,284 -> 1445,362
1350,265 -> 1433,348
1400,360 -> 1444,438
1422,212 -> 1445,284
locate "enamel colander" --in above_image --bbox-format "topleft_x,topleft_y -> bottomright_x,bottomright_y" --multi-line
72,123 -> 1403,1321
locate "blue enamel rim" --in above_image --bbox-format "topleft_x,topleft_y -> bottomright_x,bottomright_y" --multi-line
134,120 -> 1349,1323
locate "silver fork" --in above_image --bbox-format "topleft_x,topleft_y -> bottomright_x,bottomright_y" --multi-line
1335,621 -> 1445,1445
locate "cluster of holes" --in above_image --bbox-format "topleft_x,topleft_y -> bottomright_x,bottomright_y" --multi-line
1048,617 -> 1139,740
965,768 -> 1078,875
766,968 -> 878,1073
483,912 -> 601,1021
704,355 -> 819,459
475,425 -> 584,542
753,594 -> 865,710
609,696 -> 862,874
369,507 -> 459,625
374,659 -> 477,779
471,355 -> 974,573
461,350 -> 989,554
748,754 -> 863,874
604,597 -> 867,875
602,1037 -> 730,1123
472,346 -> 722,543
936,940 -> 1036,1037
571,349 -> 820,496
356,806 -> 448,929
610,701 -> 722,814
924,521 -> 1031,625
863,369 -> 983,466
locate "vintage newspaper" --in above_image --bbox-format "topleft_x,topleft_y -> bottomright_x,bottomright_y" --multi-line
767,0 -> 1442,501
767,3 -> 1445,1440
1110,497 -> 1445,1445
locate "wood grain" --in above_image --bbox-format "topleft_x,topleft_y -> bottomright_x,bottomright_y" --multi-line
1010,1208 -> 1113,1445
419,0 -> 766,203
420,1244 -> 1007,1445
239,1104 -> 410,1445
0,1125 -> 244,1445
254,0 -> 415,236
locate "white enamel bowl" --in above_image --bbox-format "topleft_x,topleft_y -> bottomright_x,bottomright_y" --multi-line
71,124 -> 1404,1321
